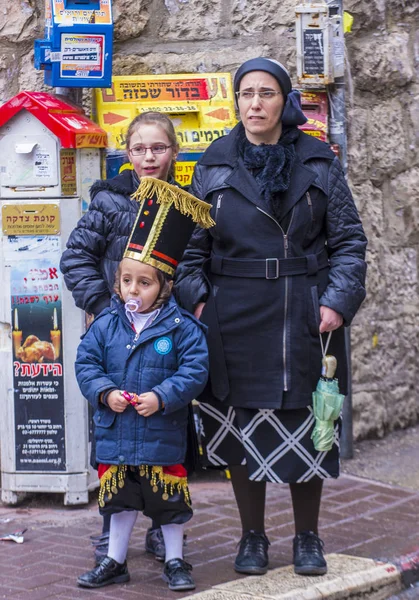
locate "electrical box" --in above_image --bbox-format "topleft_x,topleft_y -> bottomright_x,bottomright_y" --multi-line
93,73 -> 237,187
296,2 -> 332,87
34,0 -> 113,88
0,92 -> 107,505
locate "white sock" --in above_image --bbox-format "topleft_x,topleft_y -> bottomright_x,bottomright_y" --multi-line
161,523 -> 185,562
107,511 -> 138,564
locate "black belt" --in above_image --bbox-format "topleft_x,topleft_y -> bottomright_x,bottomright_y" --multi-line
210,249 -> 329,279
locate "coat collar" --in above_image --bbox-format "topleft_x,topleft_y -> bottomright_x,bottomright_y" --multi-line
199,123 -> 336,219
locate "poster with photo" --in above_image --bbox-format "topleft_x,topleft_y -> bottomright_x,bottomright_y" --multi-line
8,236 -> 66,472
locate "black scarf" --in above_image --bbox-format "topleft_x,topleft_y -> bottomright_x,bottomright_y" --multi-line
240,126 -> 299,220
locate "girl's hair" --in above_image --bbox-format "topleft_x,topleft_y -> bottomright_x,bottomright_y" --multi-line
114,263 -> 173,311
125,112 -> 179,180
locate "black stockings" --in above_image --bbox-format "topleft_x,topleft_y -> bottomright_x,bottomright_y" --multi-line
229,465 -> 266,533
289,479 -> 323,535
229,464 -> 323,535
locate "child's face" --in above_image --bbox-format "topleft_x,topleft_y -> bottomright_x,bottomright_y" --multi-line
120,258 -> 161,313
128,124 -> 177,182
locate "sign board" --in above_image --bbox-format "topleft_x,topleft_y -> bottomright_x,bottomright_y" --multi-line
94,73 -> 237,152
300,91 -> 328,142
2,204 -> 60,236
295,3 -> 332,87
8,236 -> 66,472
49,0 -> 112,25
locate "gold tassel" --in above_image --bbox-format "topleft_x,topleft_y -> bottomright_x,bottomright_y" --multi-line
143,465 -> 191,507
98,465 -> 127,508
132,177 -> 215,229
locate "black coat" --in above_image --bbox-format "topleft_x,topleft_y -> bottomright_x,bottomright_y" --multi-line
60,169 -> 140,316
174,124 -> 367,410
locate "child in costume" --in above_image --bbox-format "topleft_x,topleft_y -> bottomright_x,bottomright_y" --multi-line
60,112 -> 183,561
75,178 -> 213,591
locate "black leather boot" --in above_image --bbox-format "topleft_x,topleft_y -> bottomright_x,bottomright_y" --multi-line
293,531 -> 327,575
77,556 -> 130,588
234,530 -> 270,575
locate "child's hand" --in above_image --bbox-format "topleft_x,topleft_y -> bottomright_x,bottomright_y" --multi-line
134,392 -> 160,417
106,390 -> 130,413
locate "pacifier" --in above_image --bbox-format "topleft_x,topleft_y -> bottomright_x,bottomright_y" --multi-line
125,298 -> 142,313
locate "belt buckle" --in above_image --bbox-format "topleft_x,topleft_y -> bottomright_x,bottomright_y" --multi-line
266,258 -> 279,279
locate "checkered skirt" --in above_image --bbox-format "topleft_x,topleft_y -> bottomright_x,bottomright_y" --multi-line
198,401 -> 340,483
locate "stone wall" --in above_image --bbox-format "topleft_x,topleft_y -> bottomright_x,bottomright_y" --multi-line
1,0 -> 418,440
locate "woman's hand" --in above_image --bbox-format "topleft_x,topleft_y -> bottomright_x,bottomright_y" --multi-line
194,302 -> 206,320
106,390 -> 130,413
134,392 -> 160,417
319,306 -> 343,333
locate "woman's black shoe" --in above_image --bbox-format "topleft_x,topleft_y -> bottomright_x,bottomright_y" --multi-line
293,531 -> 327,575
234,530 -> 270,575
162,558 -> 196,591
77,556 -> 130,588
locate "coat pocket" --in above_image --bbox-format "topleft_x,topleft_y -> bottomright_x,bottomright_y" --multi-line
308,285 -> 321,336
143,409 -> 188,464
93,407 -> 118,461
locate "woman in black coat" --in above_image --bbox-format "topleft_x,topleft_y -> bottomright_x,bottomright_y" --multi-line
175,58 -> 367,576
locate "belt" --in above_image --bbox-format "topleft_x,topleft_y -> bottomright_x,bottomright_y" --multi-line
210,249 -> 329,279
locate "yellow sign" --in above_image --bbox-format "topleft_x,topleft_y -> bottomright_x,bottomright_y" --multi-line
94,73 -> 237,151
2,204 -> 60,236
175,162 -> 196,187
60,149 -> 77,196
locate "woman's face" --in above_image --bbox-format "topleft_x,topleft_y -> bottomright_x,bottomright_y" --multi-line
238,71 -> 285,145
128,124 -> 177,181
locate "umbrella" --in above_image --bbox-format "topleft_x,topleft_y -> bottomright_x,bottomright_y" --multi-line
311,333 -> 345,452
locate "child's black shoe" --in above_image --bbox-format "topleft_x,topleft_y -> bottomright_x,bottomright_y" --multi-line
77,556 -> 130,588
145,526 -> 166,561
163,558 -> 195,591
90,531 -> 110,566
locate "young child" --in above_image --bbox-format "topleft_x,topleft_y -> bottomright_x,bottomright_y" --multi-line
75,177 -> 214,591
60,112 -> 182,561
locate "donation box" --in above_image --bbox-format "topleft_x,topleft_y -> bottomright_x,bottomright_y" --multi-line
0,91 -> 107,505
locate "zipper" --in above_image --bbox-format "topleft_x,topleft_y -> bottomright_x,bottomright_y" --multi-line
215,193 -> 223,221
306,191 -> 314,233
256,206 -> 295,391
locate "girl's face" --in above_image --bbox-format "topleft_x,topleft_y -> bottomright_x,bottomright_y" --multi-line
119,258 -> 161,313
128,124 -> 177,182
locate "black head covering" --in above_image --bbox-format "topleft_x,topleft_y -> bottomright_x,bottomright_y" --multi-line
233,57 -> 307,127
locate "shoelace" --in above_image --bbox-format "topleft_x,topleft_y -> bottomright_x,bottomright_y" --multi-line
296,531 -> 324,557
238,531 -> 270,557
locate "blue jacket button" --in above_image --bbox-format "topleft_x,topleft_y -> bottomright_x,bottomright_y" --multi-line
126,344 -> 131,349
98,415 -> 101,422
119,455 -> 124,463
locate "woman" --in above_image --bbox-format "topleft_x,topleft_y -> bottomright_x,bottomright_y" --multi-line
174,58 -> 367,576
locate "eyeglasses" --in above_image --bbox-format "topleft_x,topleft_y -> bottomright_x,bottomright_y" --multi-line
129,144 -> 172,156
235,90 -> 282,100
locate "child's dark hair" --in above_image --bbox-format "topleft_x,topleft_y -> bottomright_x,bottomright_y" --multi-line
126,112 -> 178,180
114,263 -> 172,311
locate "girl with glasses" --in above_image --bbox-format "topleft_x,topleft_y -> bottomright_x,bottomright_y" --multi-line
60,111 -> 180,565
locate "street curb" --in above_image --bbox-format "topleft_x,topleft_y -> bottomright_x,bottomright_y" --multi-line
187,554 -> 403,600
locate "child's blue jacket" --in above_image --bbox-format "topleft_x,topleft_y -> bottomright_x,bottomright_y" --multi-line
75,295 -> 209,466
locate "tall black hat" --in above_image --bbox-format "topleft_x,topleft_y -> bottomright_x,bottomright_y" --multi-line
124,177 -> 214,277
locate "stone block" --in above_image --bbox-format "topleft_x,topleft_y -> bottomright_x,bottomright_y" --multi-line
347,106 -> 370,184
352,390 -> 388,439
158,0 -> 223,40
112,0 -> 150,41
351,181 -> 384,243
386,167 -> 419,245
231,0 -> 296,36
343,0 -> 386,32
348,32 -> 413,93
0,1 -> 39,43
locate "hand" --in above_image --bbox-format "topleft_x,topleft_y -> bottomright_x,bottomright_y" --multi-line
106,390 -> 130,413
134,392 -> 160,417
194,302 -> 206,320
319,306 -> 343,333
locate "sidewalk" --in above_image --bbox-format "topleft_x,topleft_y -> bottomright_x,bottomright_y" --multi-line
1,469 -> 419,599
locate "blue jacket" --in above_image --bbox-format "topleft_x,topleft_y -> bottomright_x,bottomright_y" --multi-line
75,295 -> 209,466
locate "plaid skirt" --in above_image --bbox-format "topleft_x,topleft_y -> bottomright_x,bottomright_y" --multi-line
199,400 -> 340,483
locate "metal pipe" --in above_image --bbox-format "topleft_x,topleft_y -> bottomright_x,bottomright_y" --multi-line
327,1 -> 353,459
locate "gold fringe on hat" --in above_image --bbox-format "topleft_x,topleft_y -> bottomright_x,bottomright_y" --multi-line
132,177 -> 215,229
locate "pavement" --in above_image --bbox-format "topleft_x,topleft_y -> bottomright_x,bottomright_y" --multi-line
1,425 -> 419,599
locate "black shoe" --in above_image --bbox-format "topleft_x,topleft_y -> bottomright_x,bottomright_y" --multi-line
293,531 -> 327,575
90,532 -> 110,566
77,556 -> 130,588
145,527 -> 166,561
234,530 -> 270,575
163,558 -> 195,591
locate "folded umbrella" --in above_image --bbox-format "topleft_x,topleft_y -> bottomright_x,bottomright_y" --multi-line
311,334 -> 345,452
